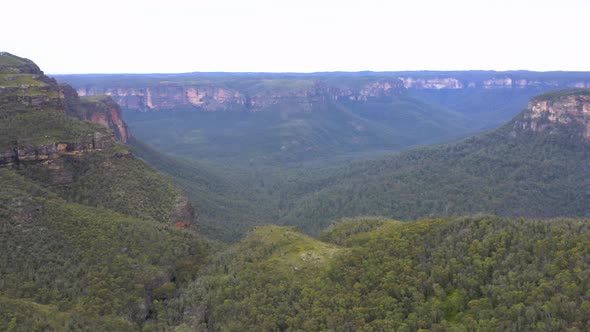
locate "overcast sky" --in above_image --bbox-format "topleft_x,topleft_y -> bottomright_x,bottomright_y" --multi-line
2,0 -> 589,73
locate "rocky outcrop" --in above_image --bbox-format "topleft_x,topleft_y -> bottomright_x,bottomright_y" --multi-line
0,132 -> 113,167
513,90 -> 590,142
60,84 -> 131,142
0,85 -> 64,112
1,52 -> 199,234
1,52 -> 128,166
170,195 -> 197,230
80,96 -> 131,142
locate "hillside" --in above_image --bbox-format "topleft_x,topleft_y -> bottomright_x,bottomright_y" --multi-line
0,52 -> 206,329
128,137 -> 282,241
128,89 -> 590,241
277,89 -> 590,233
165,216 -> 590,331
123,94 -> 470,166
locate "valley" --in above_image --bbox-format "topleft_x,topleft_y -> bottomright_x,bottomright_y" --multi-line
1,52 -> 589,331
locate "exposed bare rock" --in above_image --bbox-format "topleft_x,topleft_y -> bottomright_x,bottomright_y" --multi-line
513,90 -> 590,142
401,77 -> 464,89
0,132 -> 114,167
80,96 -> 131,142
170,194 -> 198,230
75,79 -> 406,112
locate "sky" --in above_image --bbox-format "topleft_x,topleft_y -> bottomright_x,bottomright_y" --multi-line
2,0 -> 590,74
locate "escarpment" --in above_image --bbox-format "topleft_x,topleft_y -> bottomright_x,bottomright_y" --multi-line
75,78 -> 406,112
80,96 -> 131,142
62,71 -> 590,113
0,52 -> 197,228
512,90 -> 590,142
0,53 -> 131,167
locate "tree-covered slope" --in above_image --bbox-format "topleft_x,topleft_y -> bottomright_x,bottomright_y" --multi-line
0,169 -> 207,330
123,93 -> 469,167
0,52 -> 207,329
278,90 -> 590,233
128,137 -> 279,241
168,216 -> 590,331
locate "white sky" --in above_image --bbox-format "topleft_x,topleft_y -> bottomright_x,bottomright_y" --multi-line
2,0 -> 589,73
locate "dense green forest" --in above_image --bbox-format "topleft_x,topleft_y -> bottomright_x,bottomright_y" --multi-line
0,169 -> 207,331
161,216 -> 590,331
408,88 -> 540,130
3,52 -> 590,330
277,114 -> 590,234
0,53 -> 208,330
124,94 -> 470,167
130,95 -> 590,240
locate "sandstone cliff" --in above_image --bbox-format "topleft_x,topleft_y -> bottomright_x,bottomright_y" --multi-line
0,132 -> 112,167
61,71 -> 590,112
0,52 -> 197,228
76,78 -> 406,112
0,52 -> 131,166
513,90 -> 590,142
80,95 -> 131,142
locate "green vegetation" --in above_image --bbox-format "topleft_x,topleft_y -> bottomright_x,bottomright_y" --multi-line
409,88 -> 541,130
0,67 -> 105,151
0,74 -> 46,87
279,119 -> 590,234
131,103 -> 590,240
0,296 -> 136,332
129,137 -> 279,241
168,216 -> 590,331
3,53 -> 590,330
0,53 -> 209,330
18,143 -> 186,224
0,52 -> 40,73
124,93 -> 469,167
0,110 -> 104,149
0,169 -> 207,329
160,225 -> 342,330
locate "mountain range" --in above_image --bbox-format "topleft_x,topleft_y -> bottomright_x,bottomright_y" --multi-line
57,71 -> 590,166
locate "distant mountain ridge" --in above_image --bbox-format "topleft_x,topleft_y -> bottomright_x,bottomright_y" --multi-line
56,71 -> 590,112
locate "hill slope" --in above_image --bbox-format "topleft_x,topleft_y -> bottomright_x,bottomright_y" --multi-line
123,91 -> 470,166
167,216 -> 590,331
0,52 -> 205,329
127,89 -> 590,241
277,89 -> 590,233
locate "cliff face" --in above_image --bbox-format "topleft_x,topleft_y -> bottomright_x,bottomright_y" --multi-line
0,132 -> 112,167
513,90 -> 590,142
400,76 -> 590,90
80,96 -> 131,142
62,71 -> 590,112
76,79 -> 406,112
0,52 -> 198,228
0,52 -> 132,167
